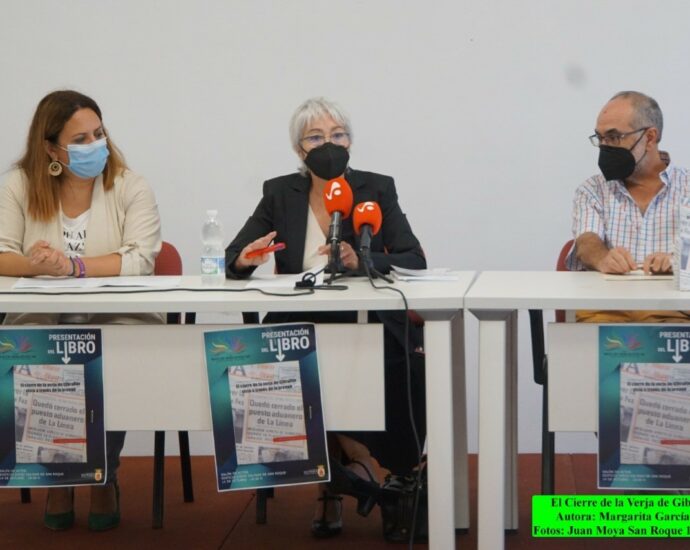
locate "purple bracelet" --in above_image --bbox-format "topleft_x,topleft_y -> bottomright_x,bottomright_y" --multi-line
73,256 -> 86,278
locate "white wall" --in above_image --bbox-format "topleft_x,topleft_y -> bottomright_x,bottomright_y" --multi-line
2,0 -> 690,456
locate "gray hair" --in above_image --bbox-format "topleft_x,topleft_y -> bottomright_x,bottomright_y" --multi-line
610,91 -> 663,142
289,97 -> 352,173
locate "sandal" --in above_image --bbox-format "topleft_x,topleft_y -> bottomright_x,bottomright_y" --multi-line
311,490 -> 343,538
329,459 -> 381,517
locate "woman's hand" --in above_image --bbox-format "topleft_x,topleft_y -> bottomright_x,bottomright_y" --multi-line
27,241 -> 73,276
235,231 -> 278,270
318,241 -> 359,271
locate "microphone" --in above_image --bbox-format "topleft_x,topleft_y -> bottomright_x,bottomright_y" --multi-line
352,201 -> 382,256
352,201 -> 392,283
322,177 -> 353,272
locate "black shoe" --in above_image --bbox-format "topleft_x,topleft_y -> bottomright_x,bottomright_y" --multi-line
380,468 -> 429,544
311,493 -> 343,538
329,459 -> 380,517
88,481 -> 120,531
44,487 -> 75,531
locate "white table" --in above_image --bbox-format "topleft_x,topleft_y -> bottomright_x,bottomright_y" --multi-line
0,273 -> 474,549
465,270 -> 690,550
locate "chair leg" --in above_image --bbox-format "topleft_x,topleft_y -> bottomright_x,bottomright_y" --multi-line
256,488 -> 272,524
541,376 -> 555,494
152,431 -> 165,529
178,431 -> 194,503
20,488 -> 31,503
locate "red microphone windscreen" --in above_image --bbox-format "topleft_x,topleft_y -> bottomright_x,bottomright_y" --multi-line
352,201 -> 383,236
323,177 -> 354,218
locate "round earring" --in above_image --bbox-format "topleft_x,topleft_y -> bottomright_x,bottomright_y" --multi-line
48,160 -> 62,177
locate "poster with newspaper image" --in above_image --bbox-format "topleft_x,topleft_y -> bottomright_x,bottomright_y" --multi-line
599,325 -> 690,489
204,324 -> 329,491
0,328 -> 106,487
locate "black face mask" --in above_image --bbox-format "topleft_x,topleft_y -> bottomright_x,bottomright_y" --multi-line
598,132 -> 647,181
303,142 -> 349,180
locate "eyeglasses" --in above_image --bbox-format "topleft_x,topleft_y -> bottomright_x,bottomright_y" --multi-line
588,127 -> 649,147
300,132 -> 350,148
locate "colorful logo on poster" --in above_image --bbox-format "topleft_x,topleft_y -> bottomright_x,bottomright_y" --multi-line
317,465 -> 326,478
94,469 -> 103,482
605,333 -> 643,351
210,337 -> 246,355
0,335 -> 32,354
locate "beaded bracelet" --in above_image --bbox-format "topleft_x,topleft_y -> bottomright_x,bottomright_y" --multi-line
73,256 -> 86,278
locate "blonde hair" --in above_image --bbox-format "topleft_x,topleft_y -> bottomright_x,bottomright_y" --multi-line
17,90 -> 127,221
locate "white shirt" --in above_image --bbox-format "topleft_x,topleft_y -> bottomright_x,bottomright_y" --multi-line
302,206 -> 327,272
61,209 -> 90,257
566,165 -> 690,270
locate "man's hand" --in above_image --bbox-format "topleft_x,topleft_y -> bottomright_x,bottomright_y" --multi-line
594,246 -> 637,274
643,252 -> 672,274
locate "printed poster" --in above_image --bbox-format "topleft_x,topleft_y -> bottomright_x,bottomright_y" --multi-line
204,323 -> 329,491
599,325 -> 690,489
0,328 -> 106,487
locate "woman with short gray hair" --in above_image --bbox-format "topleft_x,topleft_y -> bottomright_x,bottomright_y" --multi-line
226,97 -> 426,540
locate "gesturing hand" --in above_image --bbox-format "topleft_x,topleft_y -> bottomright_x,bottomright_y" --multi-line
235,231 -> 278,270
318,241 -> 360,271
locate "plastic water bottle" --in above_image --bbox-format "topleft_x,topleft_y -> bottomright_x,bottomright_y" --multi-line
201,209 -> 225,287
677,197 -> 690,290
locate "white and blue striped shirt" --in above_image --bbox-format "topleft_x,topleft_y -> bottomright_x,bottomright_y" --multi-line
566,165 -> 690,271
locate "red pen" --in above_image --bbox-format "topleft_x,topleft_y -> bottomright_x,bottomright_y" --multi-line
244,242 -> 286,259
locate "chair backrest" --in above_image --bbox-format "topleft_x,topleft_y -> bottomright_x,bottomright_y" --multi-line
154,241 -> 184,324
555,239 -> 574,322
155,241 -> 183,276
556,240 -> 574,272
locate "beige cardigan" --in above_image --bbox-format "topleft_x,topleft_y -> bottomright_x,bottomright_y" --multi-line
0,168 -> 163,324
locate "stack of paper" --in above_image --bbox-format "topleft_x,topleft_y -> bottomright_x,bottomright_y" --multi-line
390,266 -> 458,281
12,276 -> 182,290
602,270 -> 673,281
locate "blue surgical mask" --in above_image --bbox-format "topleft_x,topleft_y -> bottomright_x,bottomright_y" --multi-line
61,138 -> 110,179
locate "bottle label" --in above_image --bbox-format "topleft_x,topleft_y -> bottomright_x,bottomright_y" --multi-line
201,256 -> 224,275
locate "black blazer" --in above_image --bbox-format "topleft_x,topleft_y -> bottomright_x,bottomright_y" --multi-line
225,169 -> 425,277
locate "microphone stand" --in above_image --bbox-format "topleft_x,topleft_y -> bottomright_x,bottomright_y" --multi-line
360,249 -> 393,283
325,239 -> 347,285
325,211 -> 348,285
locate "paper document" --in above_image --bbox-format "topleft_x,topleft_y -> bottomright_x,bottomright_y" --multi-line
14,364 -> 87,464
603,270 -> 673,281
0,328 -> 106,487
204,323 -> 329,492
13,276 -> 181,290
599,325 -> 690,490
390,265 -> 458,281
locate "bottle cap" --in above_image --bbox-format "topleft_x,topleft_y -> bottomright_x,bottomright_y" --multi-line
207,209 -> 218,218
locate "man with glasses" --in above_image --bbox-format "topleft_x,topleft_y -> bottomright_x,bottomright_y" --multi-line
567,91 -> 690,322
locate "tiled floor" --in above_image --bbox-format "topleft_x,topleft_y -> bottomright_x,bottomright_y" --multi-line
0,454 -> 687,549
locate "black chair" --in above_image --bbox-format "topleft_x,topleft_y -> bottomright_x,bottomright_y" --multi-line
239,311 -> 276,523
528,239 -> 573,494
